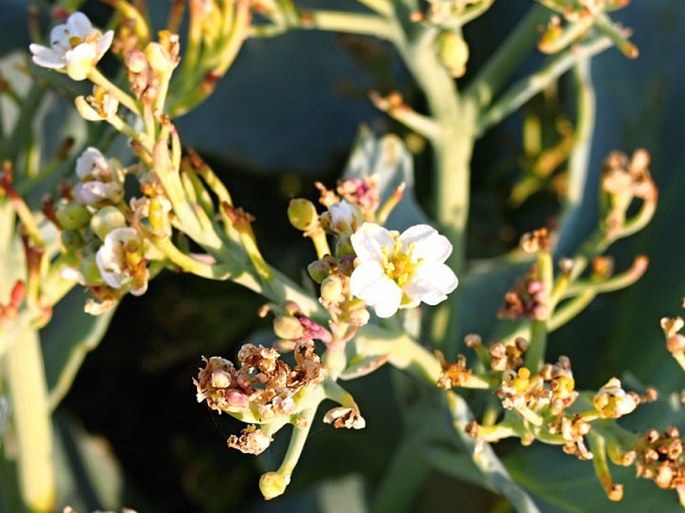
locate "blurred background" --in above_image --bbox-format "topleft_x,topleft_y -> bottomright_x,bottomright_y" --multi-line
2,0 -> 684,511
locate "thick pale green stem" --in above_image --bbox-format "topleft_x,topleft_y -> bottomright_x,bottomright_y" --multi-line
390,8 -> 476,355
4,329 -> 55,513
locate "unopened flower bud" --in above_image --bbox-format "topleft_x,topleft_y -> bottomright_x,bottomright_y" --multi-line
320,274 -> 344,303
259,471 -> 290,500
80,253 -> 105,286
273,315 -> 304,340
75,95 -> 103,121
288,199 -> 319,232
593,377 -> 638,419
145,42 -> 173,74
61,229 -> 85,250
307,258 -> 332,283
125,49 -> 147,73
90,206 -> 127,240
438,30 -> 469,78
55,201 -> 92,230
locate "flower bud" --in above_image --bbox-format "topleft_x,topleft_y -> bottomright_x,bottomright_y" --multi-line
75,95 -> 102,121
55,201 -> 92,230
145,42 -> 173,74
320,274 -> 344,303
438,30 -> 469,78
80,253 -> 105,286
307,259 -> 332,283
259,471 -> 291,500
593,377 -> 638,419
273,315 -> 304,340
125,49 -> 148,73
288,199 -> 318,232
61,229 -> 85,250
90,206 -> 127,240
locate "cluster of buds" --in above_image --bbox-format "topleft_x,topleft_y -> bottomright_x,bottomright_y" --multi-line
633,427 -> 685,491
497,356 -> 578,420
600,149 -> 657,241
195,340 -> 328,454
450,335 -> 649,466
122,30 -> 180,107
49,147 -> 170,313
499,229 -> 552,321
498,266 -> 549,321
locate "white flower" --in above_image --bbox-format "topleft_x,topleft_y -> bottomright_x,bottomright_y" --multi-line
76,147 -> 111,180
349,223 -> 458,318
74,147 -> 123,207
95,227 -> 149,296
29,12 -> 113,81
326,200 -> 362,236
74,181 -> 123,206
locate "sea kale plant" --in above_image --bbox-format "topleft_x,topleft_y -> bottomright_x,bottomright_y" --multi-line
1,0 -> 683,512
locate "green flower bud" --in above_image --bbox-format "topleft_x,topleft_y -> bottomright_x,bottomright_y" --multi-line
288,199 -> 319,232
55,201 -> 92,230
320,274 -> 344,303
438,31 -> 469,78
273,315 -> 304,340
61,229 -> 85,251
90,206 -> 127,241
80,253 -> 104,286
259,471 -> 290,500
307,259 -> 332,284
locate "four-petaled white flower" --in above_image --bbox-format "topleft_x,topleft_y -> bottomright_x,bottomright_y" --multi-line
349,223 -> 458,318
29,12 -> 113,81
74,147 -> 123,207
96,227 -> 149,296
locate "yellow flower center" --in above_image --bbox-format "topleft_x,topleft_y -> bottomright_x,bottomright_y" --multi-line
381,240 -> 420,288
69,36 -> 84,48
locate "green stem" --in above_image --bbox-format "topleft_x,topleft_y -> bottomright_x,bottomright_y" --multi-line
476,36 -> 612,135
562,57 -> 595,220
547,290 -> 595,332
4,328 -> 55,513
464,5 -> 549,110
525,320 -> 547,372
446,391 -> 542,513
87,68 -> 141,117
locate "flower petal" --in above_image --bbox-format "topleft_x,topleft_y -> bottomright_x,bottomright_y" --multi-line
350,222 -> 394,262
399,224 -> 453,263
76,147 -> 108,178
67,12 -> 93,37
96,30 -> 114,60
404,262 -> 458,306
350,261 -> 402,318
65,43 -> 96,81
49,25 -> 70,49
30,45 -> 65,69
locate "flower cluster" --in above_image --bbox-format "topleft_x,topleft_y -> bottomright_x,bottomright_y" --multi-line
51,146 -> 173,313
600,149 -> 657,239
292,177 -> 458,324
633,427 -> 685,491
441,336 -> 649,466
195,341 -> 328,454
